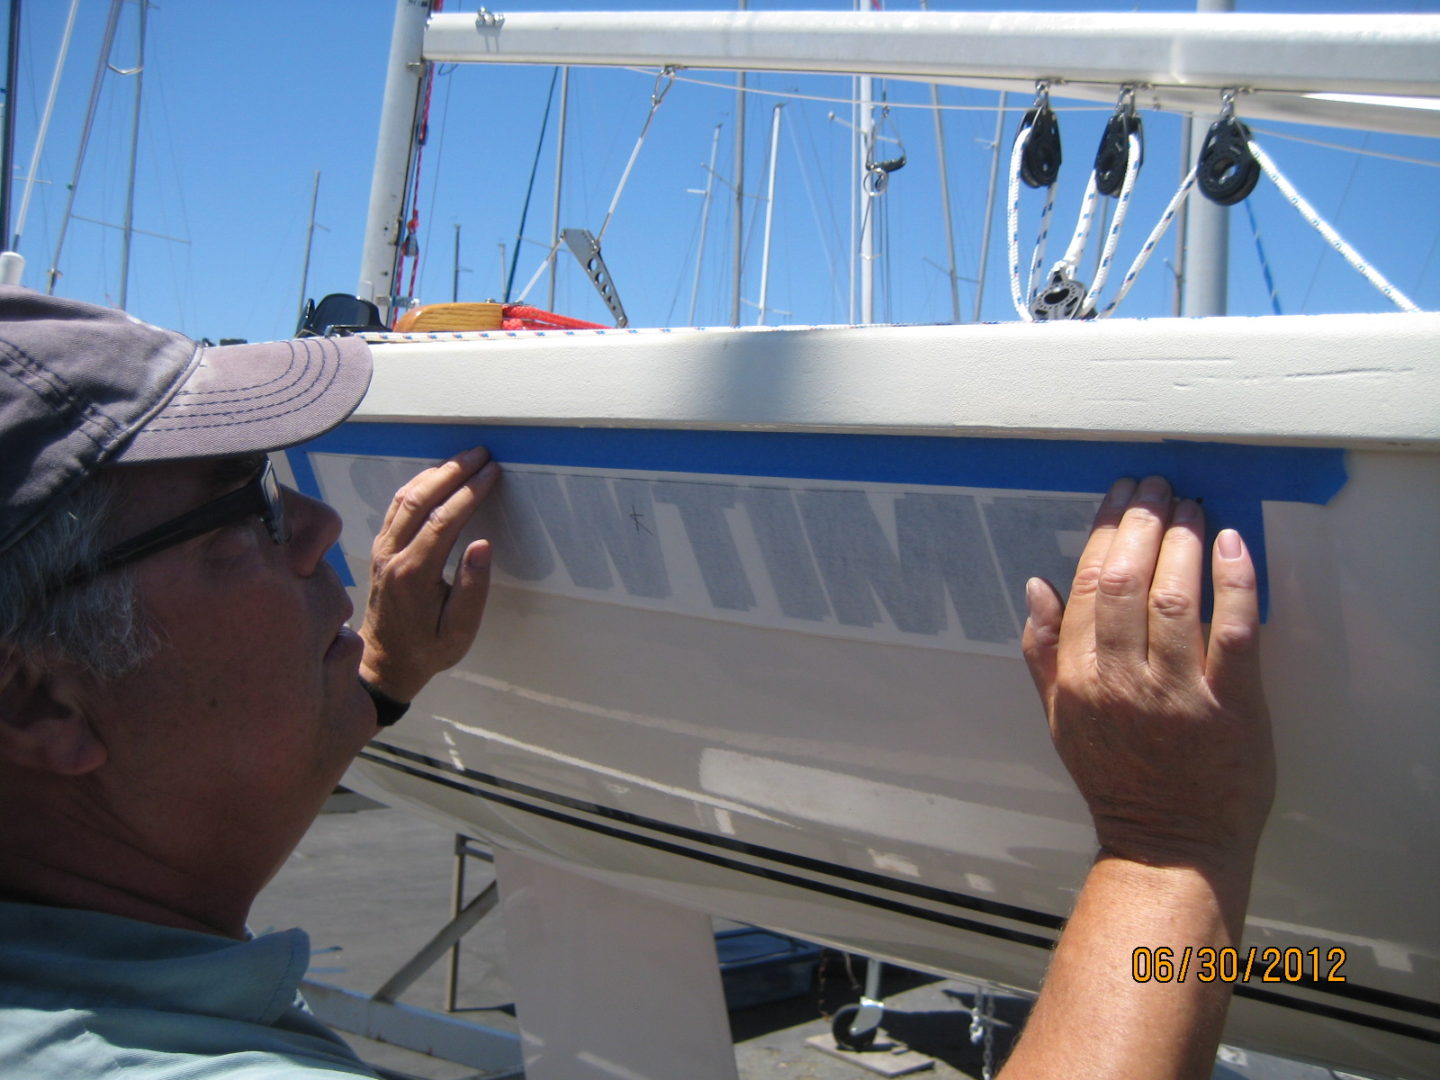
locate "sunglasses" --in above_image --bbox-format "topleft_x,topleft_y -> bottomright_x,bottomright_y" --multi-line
63,459 -> 290,588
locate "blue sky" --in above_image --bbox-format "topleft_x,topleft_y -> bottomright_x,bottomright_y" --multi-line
9,0 -> 1439,343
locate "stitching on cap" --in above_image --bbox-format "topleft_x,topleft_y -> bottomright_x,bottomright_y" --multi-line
134,356 -> 345,433
146,344 -> 341,427
170,338 -> 307,399
0,340 -> 126,445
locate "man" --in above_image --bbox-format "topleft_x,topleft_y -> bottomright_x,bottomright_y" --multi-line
0,288 -> 497,1075
0,288 -> 1271,1078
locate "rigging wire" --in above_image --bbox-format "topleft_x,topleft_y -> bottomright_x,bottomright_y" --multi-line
1298,131 -> 1365,312
629,66 -> 1113,114
786,107 -> 846,316
1248,126 -> 1440,169
504,66 -> 560,302
596,65 -> 677,245
397,60 -> 438,318
419,63 -> 456,303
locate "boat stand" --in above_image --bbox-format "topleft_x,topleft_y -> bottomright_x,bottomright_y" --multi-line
300,834 -> 523,1078
495,847 -> 743,1080
305,833 -> 744,1080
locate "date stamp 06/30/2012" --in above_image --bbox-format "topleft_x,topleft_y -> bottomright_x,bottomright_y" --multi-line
1132,946 -> 1349,984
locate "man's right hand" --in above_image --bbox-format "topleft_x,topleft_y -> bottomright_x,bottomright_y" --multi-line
1021,475 -> 1274,871
1000,477 -> 1275,1080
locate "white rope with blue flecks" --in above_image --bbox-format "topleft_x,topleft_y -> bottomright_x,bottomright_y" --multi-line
1245,136 -> 1419,313
1052,172 -> 1100,292
1096,166 -> 1197,319
1083,130 -> 1143,314
1039,127 -> 1144,317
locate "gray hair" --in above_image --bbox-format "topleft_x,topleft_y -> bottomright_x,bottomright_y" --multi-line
0,475 -> 155,679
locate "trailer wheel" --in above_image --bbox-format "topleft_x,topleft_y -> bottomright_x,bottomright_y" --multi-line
831,1003 -> 879,1051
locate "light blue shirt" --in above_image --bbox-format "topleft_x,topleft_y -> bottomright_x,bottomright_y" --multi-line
0,900 -> 377,1078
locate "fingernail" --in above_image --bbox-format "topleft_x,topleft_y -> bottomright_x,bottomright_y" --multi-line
1173,498 -> 1200,524
1105,478 -> 1136,507
1136,475 -> 1169,503
1024,576 -> 1043,611
1024,577 -> 1054,624
1217,529 -> 1243,560
466,540 -> 492,569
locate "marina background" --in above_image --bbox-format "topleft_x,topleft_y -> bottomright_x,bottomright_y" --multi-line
10,0 -> 1439,344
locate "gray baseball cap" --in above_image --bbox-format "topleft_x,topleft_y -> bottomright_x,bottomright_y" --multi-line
0,286 -> 373,556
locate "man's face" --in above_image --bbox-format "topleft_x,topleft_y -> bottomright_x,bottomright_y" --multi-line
79,456 -> 374,884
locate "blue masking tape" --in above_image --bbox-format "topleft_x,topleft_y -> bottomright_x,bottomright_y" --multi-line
293,422 -> 1349,617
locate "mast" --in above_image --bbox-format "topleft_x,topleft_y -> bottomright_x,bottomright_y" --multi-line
452,222 -> 461,302
928,85 -> 959,323
729,0 -> 746,327
972,90 -> 1006,323
756,103 -> 782,326
296,171 -> 321,330
0,0 -> 21,285
687,123 -> 722,326
919,0 -> 960,324
359,0 -> 430,321
13,0 -> 79,255
118,0 -> 148,311
1180,0 -> 1235,317
858,71 -> 874,324
47,0 -> 124,295
0,0 -> 20,258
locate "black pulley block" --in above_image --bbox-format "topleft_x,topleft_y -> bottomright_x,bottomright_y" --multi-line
1019,106 -> 1062,189
1094,111 -> 1143,197
1196,116 -> 1261,206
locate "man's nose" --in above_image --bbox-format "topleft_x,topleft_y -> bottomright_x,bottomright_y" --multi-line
282,488 -> 343,573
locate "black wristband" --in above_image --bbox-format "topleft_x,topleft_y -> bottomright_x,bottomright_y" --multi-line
359,678 -> 411,727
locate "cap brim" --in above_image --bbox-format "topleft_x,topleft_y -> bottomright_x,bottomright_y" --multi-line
111,335 -> 372,464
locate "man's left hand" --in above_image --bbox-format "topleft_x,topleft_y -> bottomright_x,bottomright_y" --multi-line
358,446 -> 500,704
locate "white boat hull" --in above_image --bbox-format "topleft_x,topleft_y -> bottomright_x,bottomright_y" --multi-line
285,314 -> 1440,1077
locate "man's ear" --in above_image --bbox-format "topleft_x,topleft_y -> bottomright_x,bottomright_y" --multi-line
0,646 -> 108,776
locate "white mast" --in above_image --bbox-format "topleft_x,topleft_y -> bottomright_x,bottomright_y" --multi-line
972,90 -> 1007,323
117,0 -> 147,311
918,0 -> 960,324
687,123 -> 722,326
46,0 -> 123,294
12,0 -> 80,257
858,71 -> 874,324
755,103 -> 783,326
729,0 -> 747,327
1181,0 -> 1235,317
359,0 -> 430,322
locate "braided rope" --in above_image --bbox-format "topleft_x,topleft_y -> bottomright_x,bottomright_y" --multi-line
1098,167 -> 1196,318
1006,130 -> 1030,320
1246,137 -> 1419,313
501,304 -> 609,331
1084,130 -> 1142,314
1053,173 -> 1100,282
